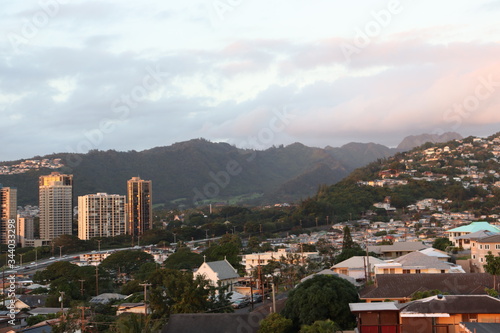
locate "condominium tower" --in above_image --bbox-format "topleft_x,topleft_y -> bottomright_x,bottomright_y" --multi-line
78,193 -> 126,240
39,172 -> 73,240
0,184 -> 17,244
127,177 -> 152,237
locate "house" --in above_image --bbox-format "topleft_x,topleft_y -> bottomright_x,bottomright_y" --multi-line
359,273 -> 494,303
418,247 -> 450,261
89,293 -> 128,305
399,295 -> 500,332
471,234 -> 500,272
445,222 -> 500,249
373,251 -> 464,275
454,230 -> 498,249
116,303 -> 149,315
350,295 -> 500,333
194,259 -> 239,292
240,248 -> 320,274
16,295 -> 48,309
367,242 -> 429,259
331,256 -> 385,280
349,302 -> 401,333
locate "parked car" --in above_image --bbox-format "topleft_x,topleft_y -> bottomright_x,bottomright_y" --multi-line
231,298 -> 249,309
49,257 -> 55,260
251,293 -> 263,303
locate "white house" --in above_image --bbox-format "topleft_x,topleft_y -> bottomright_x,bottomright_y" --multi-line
194,259 -> 240,291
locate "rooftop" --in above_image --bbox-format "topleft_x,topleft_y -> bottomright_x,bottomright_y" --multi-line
360,273 -> 494,300
401,295 -> 500,315
447,222 -> 500,234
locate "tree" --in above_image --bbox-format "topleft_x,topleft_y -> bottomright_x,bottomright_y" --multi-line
203,234 -> 242,268
300,320 -> 342,333
432,238 -> 452,252
341,226 -> 355,251
148,268 -> 233,319
258,313 -> 293,333
100,250 -> 154,275
484,251 -> 500,291
163,247 -> 203,270
282,275 -> 358,330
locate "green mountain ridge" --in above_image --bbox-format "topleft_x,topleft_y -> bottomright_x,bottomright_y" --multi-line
0,133 -> 463,208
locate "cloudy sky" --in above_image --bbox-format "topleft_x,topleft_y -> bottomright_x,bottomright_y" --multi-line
1,0 -> 500,161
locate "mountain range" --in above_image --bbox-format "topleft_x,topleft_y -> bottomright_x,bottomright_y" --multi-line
0,132 -> 462,208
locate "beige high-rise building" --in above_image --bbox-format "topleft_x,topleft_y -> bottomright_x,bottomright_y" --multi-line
0,185 -> 17,245
39,172 -> 73,240
127,177 -> 152,237
17,215 -> 34,247
78,193 -> 126,240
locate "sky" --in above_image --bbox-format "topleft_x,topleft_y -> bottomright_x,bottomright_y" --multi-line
1,0 -> 500,161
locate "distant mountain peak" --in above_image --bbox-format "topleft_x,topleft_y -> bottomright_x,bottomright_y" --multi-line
397,132 -> 463,151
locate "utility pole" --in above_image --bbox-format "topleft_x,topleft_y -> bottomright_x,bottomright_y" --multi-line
78,279 -> 85,297
96,240 -> 102,252
59,291 -> 65,318
315,217 -> 318,227
58,246 -> 63,259
19,254 -> 24,267
78,306 -> 89,332
139,283 -> 152,315
326,215 -> 329,225
95,264 -> 99,296
271,283 -> 276,313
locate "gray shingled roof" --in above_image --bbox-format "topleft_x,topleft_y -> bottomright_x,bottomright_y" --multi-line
476,234 -> 500,243
455,230 -> 498,240
360,273 -> 494,299
401,295 -> 500,314
162,313 -> 260,333
368,241 -> 429,254
331,256 -> 385,269
390,251 -> 451,270
205,260 -> 239,280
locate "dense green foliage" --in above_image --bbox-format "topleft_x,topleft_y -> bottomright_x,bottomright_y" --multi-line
100,250 -> 154,275
282,275 -> 358,330
432,238 -> 453,251
258,313 -> 293,333
163,246 -> 204,270
300,320 -> 342,333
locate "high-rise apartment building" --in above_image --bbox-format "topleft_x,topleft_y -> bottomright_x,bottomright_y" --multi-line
78,193 -> 126,240
127,177 -> 152,237
0,185 -> 17,245
17,215 -> 34,247
39,172 -> 73,240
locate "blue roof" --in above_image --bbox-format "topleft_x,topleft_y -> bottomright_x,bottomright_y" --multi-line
447,222 -> 500,233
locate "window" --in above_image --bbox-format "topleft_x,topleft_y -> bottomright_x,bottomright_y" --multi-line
415,269 -> 421,274
472,255 -> 476,259
441,270 -> 446,273
496,245 -> 500,250
485,245 -> 490,250
479,245 -> 483,249
480,258 -> 484,263
403,269 -> 411,274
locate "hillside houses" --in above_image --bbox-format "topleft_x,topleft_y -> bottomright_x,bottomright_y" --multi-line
0,158 -> 63,175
